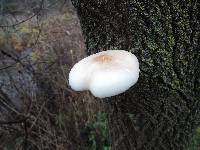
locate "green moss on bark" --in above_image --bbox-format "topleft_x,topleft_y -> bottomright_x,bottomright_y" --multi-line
72,0 -> 200,149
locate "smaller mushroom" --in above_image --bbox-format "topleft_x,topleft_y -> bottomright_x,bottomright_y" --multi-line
69,50 -> 140,98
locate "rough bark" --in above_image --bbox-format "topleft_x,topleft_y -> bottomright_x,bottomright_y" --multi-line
71,0 -> 200,150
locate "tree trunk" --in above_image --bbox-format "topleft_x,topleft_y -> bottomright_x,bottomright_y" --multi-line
71,0 -> 200,150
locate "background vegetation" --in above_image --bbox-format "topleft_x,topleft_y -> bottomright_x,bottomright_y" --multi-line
0,0 -> 107,149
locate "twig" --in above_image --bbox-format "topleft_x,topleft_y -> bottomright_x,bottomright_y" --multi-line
0,117 -> 28,125
0,14 -> 37,28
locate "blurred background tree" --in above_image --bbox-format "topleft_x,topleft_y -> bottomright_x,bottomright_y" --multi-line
0,0 -> 106,149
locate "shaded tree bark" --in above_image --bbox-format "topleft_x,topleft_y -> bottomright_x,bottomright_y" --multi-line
71,0 -> 200,150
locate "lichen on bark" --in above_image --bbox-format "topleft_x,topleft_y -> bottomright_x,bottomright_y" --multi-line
72,0 -> 200,149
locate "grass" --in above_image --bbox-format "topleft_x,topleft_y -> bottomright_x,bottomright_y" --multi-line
83,112 -> 111,150
0,2 -> 104,149
188,127 -> 200,150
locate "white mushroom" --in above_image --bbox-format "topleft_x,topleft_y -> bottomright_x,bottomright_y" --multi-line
69,50 -> 140,98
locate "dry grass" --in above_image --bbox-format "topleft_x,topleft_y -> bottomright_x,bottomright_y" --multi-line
0,2 -> 104,150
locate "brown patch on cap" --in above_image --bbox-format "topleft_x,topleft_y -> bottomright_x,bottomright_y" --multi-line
94,54 -> 112,63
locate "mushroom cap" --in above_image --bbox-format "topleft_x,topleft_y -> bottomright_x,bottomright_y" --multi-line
69,50 -> 140,98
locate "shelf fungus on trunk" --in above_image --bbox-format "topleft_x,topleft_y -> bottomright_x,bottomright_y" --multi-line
69,50 -> 140,98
